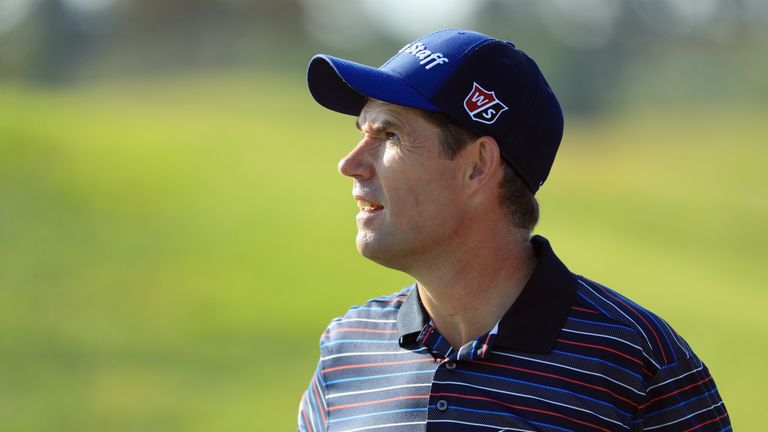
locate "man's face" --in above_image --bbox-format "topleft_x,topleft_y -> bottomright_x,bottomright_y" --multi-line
338,99 -> 468,271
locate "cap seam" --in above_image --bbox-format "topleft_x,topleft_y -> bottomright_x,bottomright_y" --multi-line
506,55 -> 548,189
380,28 -> 479,69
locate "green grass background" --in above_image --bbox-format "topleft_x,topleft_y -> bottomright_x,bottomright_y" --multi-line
0,73 -> 765,430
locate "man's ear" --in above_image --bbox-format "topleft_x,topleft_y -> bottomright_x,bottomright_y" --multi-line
463,136 -> 502,195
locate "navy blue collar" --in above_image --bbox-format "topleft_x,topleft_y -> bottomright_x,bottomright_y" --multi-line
397,235 -> 578,354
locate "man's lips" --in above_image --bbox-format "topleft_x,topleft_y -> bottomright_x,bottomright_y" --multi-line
354,195 -> 384,212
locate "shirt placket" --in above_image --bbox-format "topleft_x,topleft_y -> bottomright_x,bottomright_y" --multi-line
416,321 -> 500,431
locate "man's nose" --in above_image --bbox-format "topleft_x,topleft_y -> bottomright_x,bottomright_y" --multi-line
338,141 -> 374,179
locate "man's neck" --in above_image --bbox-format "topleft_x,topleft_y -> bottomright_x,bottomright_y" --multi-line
413,231 -> 537,350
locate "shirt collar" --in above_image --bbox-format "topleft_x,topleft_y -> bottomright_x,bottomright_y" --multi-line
396,235 -> 578,354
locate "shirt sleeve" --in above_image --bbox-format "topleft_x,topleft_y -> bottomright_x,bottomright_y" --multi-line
297,355 -> 329,431
634,356 -> 730,431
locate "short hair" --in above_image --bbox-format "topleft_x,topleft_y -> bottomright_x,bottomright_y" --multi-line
420,110 -> 539,231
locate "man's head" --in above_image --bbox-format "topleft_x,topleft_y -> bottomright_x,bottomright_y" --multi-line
307,29 -> 560,269
307,29 -> 563,193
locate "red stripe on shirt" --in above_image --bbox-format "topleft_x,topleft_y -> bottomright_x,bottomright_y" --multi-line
640,376 -> 714,409
556,338 -> 654,376
311,377 -> 327,426
557,338 -> 643,366
596,285 -> 669,364
572,306 -> 599,314
322,358 -> 434,374
431,392 -> 612,432
475,360 -> 639,408
422,326 -> 434,344
329,395 -> 429,411
682,411 -> 729,432
480,332 -> 493,359
325,328 -> 399,336
301,398 -> 314,432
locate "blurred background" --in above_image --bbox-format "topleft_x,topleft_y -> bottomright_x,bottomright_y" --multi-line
0,0 -> 765,430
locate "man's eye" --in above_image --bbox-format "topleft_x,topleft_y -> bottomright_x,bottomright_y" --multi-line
385,132 -> 399,141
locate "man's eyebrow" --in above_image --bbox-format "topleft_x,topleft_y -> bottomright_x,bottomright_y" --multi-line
356,117 -> 398,133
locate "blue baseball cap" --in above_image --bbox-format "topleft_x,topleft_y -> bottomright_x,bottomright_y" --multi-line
307,28 -> 563,193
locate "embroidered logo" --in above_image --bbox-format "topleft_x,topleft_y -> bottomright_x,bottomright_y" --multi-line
398,42 -> 450,70
463,82 -> 508,124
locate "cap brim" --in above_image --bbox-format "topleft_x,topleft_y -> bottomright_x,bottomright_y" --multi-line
307,55 -> 440,116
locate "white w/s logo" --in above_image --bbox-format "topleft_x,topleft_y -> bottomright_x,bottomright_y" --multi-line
471,92 -> 490,107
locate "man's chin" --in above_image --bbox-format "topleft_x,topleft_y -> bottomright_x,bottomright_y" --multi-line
355,234 -> 406,271
355,233 -> 378,259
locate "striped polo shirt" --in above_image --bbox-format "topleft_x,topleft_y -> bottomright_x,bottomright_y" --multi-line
298,236 -> 730,431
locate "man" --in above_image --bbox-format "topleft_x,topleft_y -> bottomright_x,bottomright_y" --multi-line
298,29 -> 729,432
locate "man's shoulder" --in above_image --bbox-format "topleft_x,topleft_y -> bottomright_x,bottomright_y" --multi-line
317,285 -> 413,355
332,285 -> 413,321
571,275 -> 695,368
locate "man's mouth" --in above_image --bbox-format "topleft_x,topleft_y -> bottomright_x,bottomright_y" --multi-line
356,199 -> 384,212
